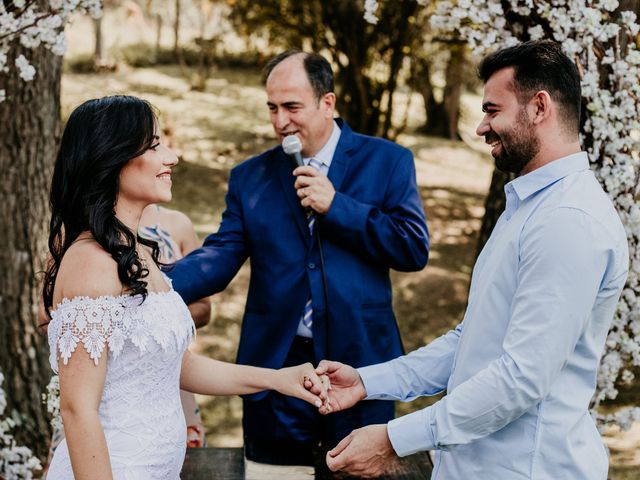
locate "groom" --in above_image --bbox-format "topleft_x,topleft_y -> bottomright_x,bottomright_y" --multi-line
310,40 -> 629,479
168,50 -> 429,465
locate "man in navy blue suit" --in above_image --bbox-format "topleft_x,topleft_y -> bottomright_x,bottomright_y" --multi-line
167,50 -> 429,465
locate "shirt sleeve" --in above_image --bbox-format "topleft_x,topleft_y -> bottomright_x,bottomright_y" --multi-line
385,207 -> 618,456
167,168 -> 248,304
358,323 -> 462,401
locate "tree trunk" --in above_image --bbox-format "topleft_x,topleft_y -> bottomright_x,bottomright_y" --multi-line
442,43 -> 465,140
475,169 -> 515,258
379,17 -> 413,139
93,17 -> 103,66
155,14 -> 163,58
324,0 -> 379,136
410,56 -> 443,134
417,56 -> 447,137
174,0 -> 181,56
334,58 -> 379,136
0,42 -> 60,460
421,44 -> 465,139
321,0 -> 418,138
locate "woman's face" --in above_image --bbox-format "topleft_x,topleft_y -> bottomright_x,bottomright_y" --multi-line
118,133 -> 179,208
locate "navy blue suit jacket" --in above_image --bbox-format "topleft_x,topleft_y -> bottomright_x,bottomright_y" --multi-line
168,120 -> 429,400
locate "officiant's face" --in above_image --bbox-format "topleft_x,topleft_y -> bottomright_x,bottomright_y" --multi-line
266,55 -> 335,157
476,67 -> 540,175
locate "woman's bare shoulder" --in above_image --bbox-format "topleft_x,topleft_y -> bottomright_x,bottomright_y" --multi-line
156,207 -> 199,250
158,207 -> 195,231
55,239 -> 123,303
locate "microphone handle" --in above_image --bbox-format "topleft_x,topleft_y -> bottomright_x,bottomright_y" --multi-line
288,152 -> 304,169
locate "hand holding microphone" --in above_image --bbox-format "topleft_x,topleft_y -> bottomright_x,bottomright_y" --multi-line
282,135 -> 336,215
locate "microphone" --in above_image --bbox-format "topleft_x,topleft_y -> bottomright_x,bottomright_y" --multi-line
282,135 -> 304,169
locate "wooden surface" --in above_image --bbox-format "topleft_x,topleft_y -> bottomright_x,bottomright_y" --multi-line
182,448 -> 244,479
182,447 -> 433,479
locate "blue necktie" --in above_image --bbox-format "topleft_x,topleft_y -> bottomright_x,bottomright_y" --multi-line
302,158 -> 323,329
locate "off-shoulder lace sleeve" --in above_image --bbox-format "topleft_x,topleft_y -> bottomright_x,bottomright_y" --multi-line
47,292 -> 194,373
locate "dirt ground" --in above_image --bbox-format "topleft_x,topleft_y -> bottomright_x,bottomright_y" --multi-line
60,62 -> 639,478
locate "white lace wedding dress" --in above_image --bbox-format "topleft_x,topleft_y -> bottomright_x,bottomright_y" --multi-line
47,287 -> 195,480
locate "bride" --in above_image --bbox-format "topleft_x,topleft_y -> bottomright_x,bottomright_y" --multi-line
43,95 -> 327,479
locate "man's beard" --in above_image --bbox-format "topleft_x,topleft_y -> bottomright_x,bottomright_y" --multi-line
488,109 -> 540,175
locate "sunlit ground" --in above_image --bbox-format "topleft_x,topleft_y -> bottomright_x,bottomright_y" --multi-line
57,10 -> 640,478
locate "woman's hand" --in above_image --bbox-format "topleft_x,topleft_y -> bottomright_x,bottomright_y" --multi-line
273,362 -> 329,408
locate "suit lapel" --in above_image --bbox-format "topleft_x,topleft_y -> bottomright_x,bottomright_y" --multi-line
275,120 -> 355,248
276,149 -> 310,245
327,119 -> 355,194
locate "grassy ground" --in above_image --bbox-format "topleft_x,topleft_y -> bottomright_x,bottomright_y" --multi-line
60,61 -> 639,478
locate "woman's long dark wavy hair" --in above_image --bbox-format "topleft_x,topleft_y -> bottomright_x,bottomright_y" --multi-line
43,95 -> 162,315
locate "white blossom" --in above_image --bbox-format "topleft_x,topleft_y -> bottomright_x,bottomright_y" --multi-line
45,375 -> 62,432
0,371 -> 42,478
528,25 -> 545,40
0,0 -> 103,102
598,0 -> 619,12
627,50 -> 640,65
364,0 -> 379,25
14,55 -> 35,81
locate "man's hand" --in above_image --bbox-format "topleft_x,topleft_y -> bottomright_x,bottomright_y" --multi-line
306,360 -> 367,414
293,166 -> 335,215
326,424 -> 396,478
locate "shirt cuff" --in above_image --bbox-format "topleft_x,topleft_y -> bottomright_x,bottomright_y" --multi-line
387,408 -> 436,456
358,363 -> 399,400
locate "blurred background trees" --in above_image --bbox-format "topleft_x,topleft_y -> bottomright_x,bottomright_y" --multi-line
230,0 -> 420,138
60,0 -> 473,140
229,0 -> 471,140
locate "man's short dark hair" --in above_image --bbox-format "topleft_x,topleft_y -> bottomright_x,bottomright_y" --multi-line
264,50 -> 335,101
479,40 -> 581,134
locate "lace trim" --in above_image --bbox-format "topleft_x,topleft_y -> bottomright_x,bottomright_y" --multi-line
48,290 -> 194,373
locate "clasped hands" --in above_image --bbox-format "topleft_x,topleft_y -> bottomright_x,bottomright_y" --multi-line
303,360 -> 398,478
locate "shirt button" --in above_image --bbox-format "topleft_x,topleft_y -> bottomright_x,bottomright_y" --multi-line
308,263 -> 316,269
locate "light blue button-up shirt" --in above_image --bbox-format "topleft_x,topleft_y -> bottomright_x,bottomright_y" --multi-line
359,152 -> 629,479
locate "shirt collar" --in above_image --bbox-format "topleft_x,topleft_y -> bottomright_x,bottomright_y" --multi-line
304,120 -> 341,168
509,152 -> 590,202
